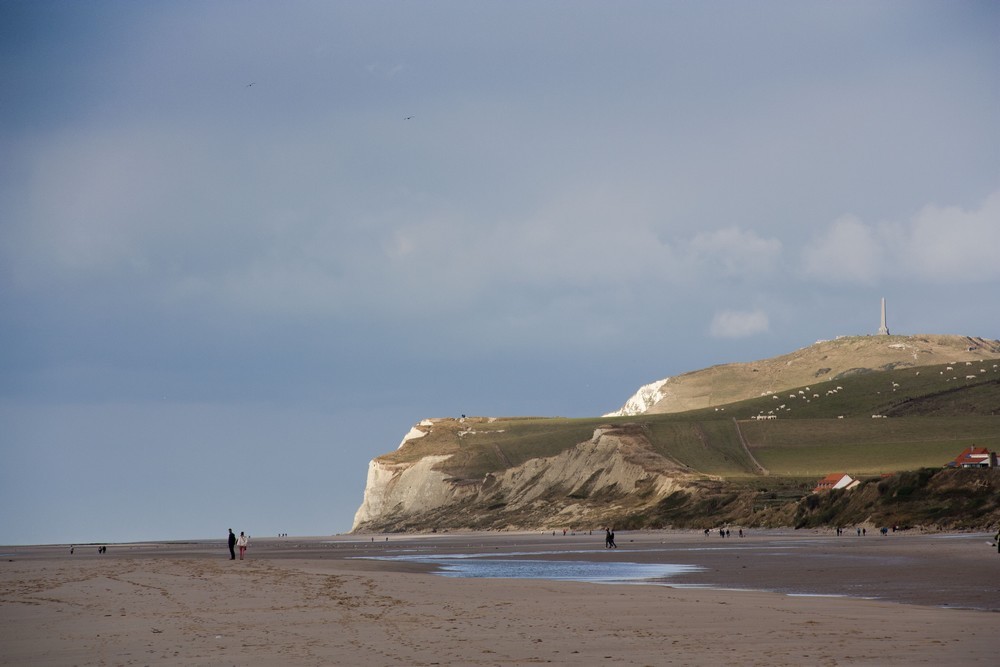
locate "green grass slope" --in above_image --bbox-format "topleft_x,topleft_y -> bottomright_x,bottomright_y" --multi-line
640,334 -> 1000,414
380,363 -> 999,482
367,354 -> 1000,531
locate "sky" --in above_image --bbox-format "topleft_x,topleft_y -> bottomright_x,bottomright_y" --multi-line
1,1 -> 998,545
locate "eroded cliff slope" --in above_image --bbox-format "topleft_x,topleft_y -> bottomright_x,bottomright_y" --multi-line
352,334 -> 1000,533
352,422 -> 702,532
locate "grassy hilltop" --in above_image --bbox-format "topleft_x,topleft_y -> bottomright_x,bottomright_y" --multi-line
636,333 -> 1000,414
364,335 -> 1000,532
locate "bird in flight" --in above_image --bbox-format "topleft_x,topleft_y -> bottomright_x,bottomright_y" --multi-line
246,82 -> 255,87
404,116 -> 414,120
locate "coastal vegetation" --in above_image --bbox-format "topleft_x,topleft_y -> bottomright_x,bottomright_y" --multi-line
358,339 -> 1000,533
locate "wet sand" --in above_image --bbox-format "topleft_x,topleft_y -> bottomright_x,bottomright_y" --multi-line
2,529 -> 998,665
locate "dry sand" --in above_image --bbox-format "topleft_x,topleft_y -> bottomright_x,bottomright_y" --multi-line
2,529 -> 998,666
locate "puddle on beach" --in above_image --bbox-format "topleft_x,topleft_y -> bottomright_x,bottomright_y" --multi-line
364,554 -> 703,584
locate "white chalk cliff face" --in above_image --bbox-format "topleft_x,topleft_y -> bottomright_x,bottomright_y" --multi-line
351,420 -> 698,532
604,378 -> 670,417
352,455 -> 463,528
352,421 -> 456,528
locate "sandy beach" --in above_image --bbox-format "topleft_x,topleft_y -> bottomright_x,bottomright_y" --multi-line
2,529 -> 998,666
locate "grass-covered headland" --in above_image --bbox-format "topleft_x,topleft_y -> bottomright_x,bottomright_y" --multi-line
368,358 -> 1000,532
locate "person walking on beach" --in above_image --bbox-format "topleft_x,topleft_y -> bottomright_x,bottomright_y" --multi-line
228,528 -> 237,560
608,529 -> 617,549
237,531 -> 249,560
605,528 -> 613,549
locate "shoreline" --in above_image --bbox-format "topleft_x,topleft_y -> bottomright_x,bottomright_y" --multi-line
3,529 -> 999,665
4,528 -> 999,609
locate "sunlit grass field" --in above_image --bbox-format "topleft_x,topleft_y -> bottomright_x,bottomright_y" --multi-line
379,363 -> 1000,482
743,416 -> 1000,476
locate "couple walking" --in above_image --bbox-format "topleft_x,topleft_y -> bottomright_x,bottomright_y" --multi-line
605,528 -> 617,549
228,528 -> 249,560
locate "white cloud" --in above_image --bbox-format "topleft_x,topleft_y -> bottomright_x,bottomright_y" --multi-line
688,227 -> 783,278
709,309 -> 770,339
366,62 -> 407,79
899,190 -> 1000,283
800,215 -> 883,284
801,189 -> 1000,285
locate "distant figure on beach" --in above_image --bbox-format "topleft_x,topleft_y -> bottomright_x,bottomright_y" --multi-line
236,532 -> 249,559
228,528 -> 237,560
605,528 -> 612,548
237,531 -> 249,560
70,545 -> 74,555
608,529 -> 617,549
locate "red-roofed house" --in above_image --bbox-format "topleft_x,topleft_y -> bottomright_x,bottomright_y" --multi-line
812,473 -> 858,494
947,447 -> 997,469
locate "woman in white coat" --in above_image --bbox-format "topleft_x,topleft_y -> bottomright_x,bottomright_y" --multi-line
236,531 -> 249,560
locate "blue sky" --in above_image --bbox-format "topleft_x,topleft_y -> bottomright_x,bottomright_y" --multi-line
2,1 -> 998,544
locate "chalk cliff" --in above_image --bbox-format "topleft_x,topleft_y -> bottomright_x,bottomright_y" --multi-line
352,334 -> 1000,533
352,422 -> 701,532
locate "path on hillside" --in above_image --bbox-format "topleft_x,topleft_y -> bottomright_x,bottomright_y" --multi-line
493,443 -> 513,467
732,418 -> 769,475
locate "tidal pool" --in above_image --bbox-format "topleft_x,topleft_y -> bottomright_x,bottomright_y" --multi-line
366,554 -> 703,584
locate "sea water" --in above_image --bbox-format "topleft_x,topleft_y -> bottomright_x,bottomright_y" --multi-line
365,553 -> 703,584
431,558 -> 702,583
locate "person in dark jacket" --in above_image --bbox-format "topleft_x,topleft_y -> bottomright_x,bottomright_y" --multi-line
228,528 -> 237,560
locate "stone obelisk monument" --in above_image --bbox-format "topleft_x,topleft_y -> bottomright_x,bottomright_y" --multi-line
877,297 -> 889,335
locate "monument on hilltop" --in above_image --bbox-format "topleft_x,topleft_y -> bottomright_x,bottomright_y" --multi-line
877,297 -> 889,336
